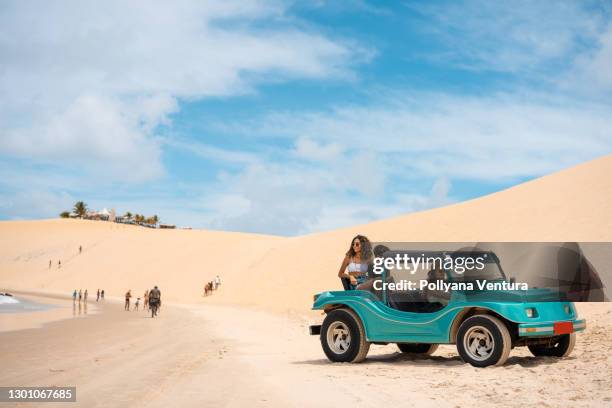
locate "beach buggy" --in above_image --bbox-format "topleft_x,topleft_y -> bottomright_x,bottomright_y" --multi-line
309,250 -> 586,367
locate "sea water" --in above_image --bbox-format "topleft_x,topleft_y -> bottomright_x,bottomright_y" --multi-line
0,295 -> 53,313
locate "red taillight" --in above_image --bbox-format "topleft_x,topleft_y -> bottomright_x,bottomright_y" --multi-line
554,321 -> 573,335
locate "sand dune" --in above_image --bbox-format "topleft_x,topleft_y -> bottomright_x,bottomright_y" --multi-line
1,155 -> 612,314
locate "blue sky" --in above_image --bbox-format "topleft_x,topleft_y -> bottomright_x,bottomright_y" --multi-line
1,0 -> 612,235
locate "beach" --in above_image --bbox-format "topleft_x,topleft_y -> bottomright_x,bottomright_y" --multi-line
1,156 -> 612,407
0,294 -> 610,408
3,2 -> 612,406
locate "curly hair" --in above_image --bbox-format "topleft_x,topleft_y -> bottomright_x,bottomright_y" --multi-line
346,235 -> 373,260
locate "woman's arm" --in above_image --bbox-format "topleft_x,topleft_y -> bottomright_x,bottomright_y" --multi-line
338,255 -> 357,285
338,255 -> 350,278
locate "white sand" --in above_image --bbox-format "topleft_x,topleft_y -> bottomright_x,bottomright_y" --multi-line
0,296 -> 609,408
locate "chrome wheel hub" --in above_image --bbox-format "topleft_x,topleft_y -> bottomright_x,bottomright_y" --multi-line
327,321 -> 351,354
464,326 -> 495,361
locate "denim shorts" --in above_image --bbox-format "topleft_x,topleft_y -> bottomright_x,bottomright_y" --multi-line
350,274 -> 368,290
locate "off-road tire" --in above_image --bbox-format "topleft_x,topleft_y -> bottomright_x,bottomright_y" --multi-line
397,343 -> 439,355
528,333 -> 575,357
457,315 -> 512,367
320,308 -> 370,363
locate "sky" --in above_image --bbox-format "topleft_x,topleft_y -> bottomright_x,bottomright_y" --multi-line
1,0 -> 611,236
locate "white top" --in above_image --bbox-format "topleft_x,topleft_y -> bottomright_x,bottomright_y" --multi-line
347,258 -> 368,273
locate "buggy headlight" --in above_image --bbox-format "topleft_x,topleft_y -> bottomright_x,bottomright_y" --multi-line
525,307 -> 538,318
564,304 -> 571,315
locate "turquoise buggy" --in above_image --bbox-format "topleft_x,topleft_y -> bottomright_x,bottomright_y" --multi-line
309,251 -> 586,367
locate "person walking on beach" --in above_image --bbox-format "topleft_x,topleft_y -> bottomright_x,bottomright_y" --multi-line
49,260 -> 52,269
78,289 -> 82,303
96,289 -> 100,302
143,290 -> 149,311
101,289 -> 105,300
148,286 -> 161,317
125,290 -> 132,311
79,245 -> 82,254
72,289 -> 77,303
215,275 -> 221,290
84,289 -> 88,303
134,297 -> 140,311
58,260 -> 61,268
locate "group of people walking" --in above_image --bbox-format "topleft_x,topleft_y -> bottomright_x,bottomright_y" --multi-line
71,286 -> 160,316
72,288 -> 104,303
204,275 -> 221,296
124,287 -> 161,316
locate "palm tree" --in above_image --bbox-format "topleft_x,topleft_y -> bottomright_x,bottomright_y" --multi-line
60,211 -> 70,218
73,201 -> 87,218
124,211 -> 133,222
152,214 -> 159,225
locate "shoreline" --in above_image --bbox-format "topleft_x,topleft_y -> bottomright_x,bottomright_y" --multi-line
0,291 -> 100,333
0,286 -> 319,325
2,288 -> 609,334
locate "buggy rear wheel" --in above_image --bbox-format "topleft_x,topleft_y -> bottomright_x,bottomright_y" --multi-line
397,343 -> 438,355
320,308 -> 370,363
528,334 -> 575,357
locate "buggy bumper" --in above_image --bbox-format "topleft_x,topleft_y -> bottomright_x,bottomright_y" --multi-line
518,318 -> 586,337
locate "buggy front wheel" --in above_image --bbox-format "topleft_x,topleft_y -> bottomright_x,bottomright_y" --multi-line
320,308 -> 370,363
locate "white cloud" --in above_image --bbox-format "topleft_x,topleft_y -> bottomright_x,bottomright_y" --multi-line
2,94 -> 166,182
588,28 -> 612,88
413,0 -> 605,73
0,1 -> 358,103
184,90 -> 612,235
569,26 -> 612,94
292,137 -> 344,161
243,92 -> 612,181
165,139 -> 259,166
0,0 -> 363,181
183,138 -> 455,235
301,177 -> 454,234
